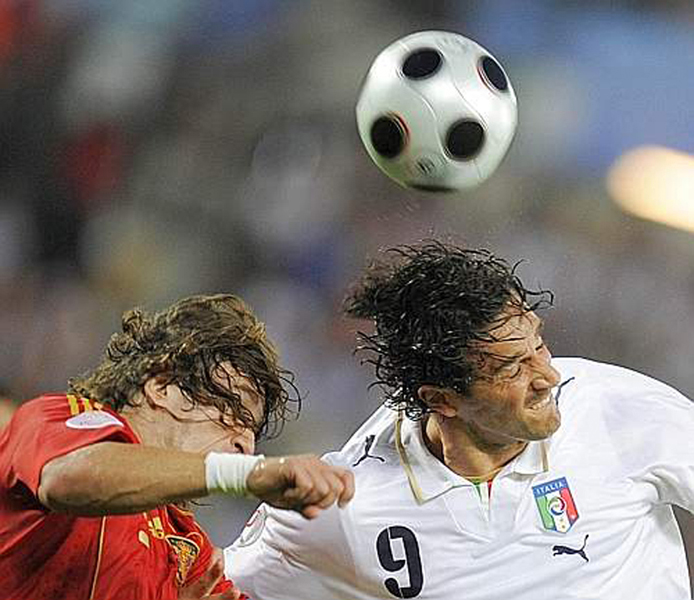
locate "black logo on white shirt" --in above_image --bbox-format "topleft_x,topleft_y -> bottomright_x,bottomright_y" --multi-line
353,435 -> 385,467
552,534 -> 590,562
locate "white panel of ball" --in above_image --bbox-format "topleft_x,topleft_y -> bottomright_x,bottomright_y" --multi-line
356,31 -> 518,192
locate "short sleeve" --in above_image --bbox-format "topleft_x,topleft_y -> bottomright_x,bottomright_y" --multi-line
598,376 -> 694,513
630,390 -> 694,511
0,394 -> 136,497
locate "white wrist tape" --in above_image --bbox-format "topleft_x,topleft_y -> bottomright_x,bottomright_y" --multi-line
204,452 -> 264,497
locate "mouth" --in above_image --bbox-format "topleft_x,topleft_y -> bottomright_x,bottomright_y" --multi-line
526,394 -> 555,411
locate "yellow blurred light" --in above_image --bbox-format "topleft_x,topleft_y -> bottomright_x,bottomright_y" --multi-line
607,145 -> 694,233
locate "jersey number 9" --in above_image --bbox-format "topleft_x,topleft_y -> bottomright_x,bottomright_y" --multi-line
376,526 -> 424,598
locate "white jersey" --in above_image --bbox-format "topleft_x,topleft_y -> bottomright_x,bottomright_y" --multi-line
225,358 -> 694,599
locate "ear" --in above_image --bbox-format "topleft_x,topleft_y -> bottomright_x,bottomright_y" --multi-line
143,376 -> 168,405
417,385 -> 458,418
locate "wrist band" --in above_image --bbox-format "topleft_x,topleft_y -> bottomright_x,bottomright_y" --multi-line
204,452 -> 264,497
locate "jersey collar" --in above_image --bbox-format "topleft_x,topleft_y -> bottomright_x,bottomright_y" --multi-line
394,412 -> 550,504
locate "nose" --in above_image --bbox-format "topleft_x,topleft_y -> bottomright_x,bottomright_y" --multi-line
232,427 -> 256,456
531,351 -> 561,390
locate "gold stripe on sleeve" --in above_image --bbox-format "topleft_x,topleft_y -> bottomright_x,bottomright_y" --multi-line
81,398 -> 93,412
66,394 -> 80,416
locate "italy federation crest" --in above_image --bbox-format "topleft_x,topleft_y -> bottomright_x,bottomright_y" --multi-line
532,477 -> 579,533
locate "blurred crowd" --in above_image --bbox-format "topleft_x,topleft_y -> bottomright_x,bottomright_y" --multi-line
1,0 -> 693,567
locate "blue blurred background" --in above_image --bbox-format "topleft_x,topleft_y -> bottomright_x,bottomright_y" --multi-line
1,0 -> 693,584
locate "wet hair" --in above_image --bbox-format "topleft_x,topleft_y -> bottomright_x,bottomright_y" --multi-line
69,293 -> 299,439
343,240 -> 553,420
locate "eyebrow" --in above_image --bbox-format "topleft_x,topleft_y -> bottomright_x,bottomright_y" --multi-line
486,318 -> 546,370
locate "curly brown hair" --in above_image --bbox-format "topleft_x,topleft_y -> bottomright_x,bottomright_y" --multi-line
344,240 -> 553,420
69,293 -> 299,439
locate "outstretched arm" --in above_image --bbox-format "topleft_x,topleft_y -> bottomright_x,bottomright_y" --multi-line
38,442 -> 354,517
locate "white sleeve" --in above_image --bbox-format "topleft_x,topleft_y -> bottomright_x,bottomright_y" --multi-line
611,381 -> 694,512
224,502 -> 358,600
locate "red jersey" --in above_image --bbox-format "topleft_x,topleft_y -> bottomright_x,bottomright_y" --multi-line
0,393 -> 237,600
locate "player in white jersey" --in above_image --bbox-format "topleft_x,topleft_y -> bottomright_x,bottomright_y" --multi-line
225,240 -> 694,600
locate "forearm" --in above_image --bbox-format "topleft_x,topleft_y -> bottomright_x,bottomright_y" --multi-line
37,443 -> 355,519
38,442 -> 208,515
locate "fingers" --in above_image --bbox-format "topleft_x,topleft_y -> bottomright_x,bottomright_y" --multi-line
179,552 -> 246,600
249,454 -> 355,516
179,556 -> 224,599
209,587 -> 243,600
286,458 -> 354,513
301,504 -> 323,520
337,467 -> 355,507
279,462 -> 334,512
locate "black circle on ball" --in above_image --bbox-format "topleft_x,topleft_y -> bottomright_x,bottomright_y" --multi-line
446,120 -> 485,160
480,56 -> 508,91
370,116 -> 406,158
402,48 -> 442,80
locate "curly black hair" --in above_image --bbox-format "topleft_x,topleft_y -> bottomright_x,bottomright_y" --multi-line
343,240 -> 553,420
69,294 -> 300,439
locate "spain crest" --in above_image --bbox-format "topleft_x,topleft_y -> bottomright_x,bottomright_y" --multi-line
165,535 -> 200,584
532,477 -> 579,533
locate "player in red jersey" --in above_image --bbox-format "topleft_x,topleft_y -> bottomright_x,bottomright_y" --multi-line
0,294 -> 354,600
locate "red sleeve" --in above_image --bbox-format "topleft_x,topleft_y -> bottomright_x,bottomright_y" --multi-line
0,393 -> 137,496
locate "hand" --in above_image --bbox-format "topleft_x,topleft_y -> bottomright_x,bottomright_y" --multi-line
179,552 -> 244,600
246,454 -> 355,519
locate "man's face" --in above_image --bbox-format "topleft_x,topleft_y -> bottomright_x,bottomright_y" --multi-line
454,307 -> 562,446
160,364 -> 265,456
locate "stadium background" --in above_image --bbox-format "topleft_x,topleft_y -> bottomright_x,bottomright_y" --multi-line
1,0 -> 693,590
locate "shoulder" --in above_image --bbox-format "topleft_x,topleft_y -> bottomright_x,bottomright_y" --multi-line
5,392 -> 135,444
13,393 -> 73,419
551,357 -> 693,435
14,393 -> 124,422
323,405 -> 400,469
7,394 -> 76,435
553,357 -> 691,406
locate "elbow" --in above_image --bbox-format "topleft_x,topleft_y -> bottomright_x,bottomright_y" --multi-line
38,451 -> 102,514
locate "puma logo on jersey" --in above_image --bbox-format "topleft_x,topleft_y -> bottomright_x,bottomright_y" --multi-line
552,534 -> 589,562
353,435 -> 385,467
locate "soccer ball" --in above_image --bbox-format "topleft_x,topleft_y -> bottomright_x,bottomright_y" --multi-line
356,31 -> 518,192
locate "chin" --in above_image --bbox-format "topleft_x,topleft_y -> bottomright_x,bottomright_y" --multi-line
524,408 -> 561,441
535,412 -> 561,439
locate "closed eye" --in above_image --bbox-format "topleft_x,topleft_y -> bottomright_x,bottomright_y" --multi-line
499,361 -> 523,379
499,339 -> 545,379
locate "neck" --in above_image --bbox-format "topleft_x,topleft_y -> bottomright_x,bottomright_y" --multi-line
119,400 -> 180,450
423,415 -> 527,480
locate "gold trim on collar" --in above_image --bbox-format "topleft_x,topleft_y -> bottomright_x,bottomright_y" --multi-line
395,411 -> 427,505
541,441 -> 549,472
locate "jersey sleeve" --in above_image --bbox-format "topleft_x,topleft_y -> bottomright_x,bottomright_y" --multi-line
0,395 -> 135,497
605,375 -> 694,512
225,499 -> 357,600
